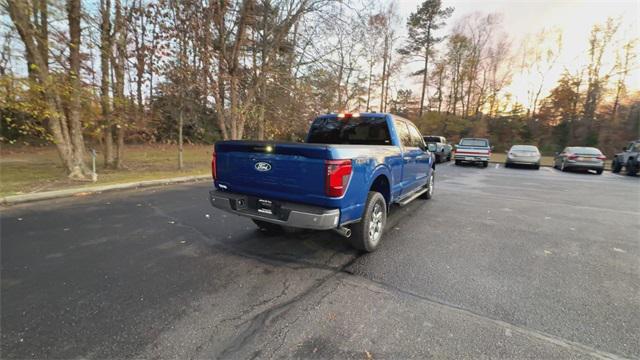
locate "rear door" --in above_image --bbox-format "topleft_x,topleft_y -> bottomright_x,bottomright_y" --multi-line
393,119 -> 417,194
407,123 -> 430,186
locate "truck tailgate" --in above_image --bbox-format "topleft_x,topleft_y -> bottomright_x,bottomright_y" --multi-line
455,146 -> 490,156
215,141 -> 330,205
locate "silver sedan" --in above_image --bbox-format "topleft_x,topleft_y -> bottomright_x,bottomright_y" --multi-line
553,146 -> 606,174
505,145 -> 541,169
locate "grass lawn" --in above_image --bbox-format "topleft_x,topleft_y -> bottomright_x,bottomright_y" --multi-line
1,144 -> 212,197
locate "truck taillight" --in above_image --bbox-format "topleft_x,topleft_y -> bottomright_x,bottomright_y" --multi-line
211,152 -> 217,180
567,153 -> 578,160
325,160 -> 352,197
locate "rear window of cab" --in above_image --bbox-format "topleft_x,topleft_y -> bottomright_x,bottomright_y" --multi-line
307,117 -> 391,145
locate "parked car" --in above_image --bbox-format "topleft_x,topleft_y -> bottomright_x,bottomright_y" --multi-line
504,145 -> 541,169
423,135 -> 452,163
209,113 -> 435,252
612,140 -> 639,176
553,147 -> 605,174
454,138 -> 491,167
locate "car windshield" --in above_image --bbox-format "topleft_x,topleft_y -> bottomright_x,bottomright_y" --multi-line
460,139 -> 488,147
570,147 -> 602,155
424,136 -> 442,143
307,117 -> 391,145
511,145 -> 539,152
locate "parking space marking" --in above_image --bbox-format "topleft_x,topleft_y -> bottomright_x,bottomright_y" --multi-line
495,163 -> 500,169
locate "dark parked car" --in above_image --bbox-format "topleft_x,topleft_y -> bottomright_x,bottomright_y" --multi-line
612,140 -> 639,176
553,147 -> 605,174
423,135 -> 452,163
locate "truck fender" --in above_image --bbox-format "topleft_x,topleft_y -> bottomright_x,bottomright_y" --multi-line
367,165 -> 392,209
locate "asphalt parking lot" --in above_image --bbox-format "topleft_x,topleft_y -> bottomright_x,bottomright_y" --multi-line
1,163 -> 638,359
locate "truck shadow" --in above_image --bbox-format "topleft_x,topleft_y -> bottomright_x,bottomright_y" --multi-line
211,197 -> 430,271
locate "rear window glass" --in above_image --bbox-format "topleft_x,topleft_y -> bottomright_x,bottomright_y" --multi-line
307,117 -> 391,145
511,145 -> 538,152
460,139 -> 488,147
424,136 -> 442,143
570,147 -> 602,155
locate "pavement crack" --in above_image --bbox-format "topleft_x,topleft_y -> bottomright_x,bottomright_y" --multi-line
348,275 -> 631,360
217,271 -> 337,359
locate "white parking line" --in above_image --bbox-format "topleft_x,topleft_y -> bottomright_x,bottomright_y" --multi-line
495,164 -> 500,169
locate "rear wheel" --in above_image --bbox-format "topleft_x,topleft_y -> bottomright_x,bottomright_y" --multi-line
627,159 -> 638,176
561,161 -> 568,172
533,164 -> 540,170
612,158 -> 622,173
482,161 -> 488,168
504,162 -> 510,168
252,219 -> 284,234
596,169 -> 603,175
455,160 -> 462,166
350,192 -> 387,252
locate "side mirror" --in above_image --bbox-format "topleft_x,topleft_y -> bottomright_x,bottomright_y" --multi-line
427,143 -> 437,152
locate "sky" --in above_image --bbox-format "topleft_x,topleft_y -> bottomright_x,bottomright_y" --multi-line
393,0 -> 640,109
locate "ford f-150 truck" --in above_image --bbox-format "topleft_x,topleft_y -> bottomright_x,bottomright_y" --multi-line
209,112 -> 435,252
454,138 -> 492,167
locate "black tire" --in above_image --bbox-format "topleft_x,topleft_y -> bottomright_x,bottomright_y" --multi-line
482,161 -> 488,168
504,162 -> 510,168
596,169 -> 603,175
455,160 -> 462,166
349,192 -> 387,252
627,159 -> 638,176
611,158 -> 622,173
252,219 -> 284,234
420,171 -> 435,199
533,164 -> 540,170
435,154 -> 442,163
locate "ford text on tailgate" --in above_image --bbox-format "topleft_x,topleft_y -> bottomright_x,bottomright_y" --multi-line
209,113 -> 436,252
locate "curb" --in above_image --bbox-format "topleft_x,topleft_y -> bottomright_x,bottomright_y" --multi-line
1,175 -> 211,206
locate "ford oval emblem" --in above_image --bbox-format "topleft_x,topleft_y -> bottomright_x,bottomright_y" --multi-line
255,162 -> 272,172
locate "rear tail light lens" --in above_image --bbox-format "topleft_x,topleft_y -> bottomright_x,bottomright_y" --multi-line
211,152 -> 217,180
597,155 -> 606,160
567,154 -> 578,160
325,160 -> 352,197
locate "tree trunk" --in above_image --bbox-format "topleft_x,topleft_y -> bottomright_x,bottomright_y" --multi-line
365,59 -> 373,111
379,34 -> 388,112
66,0 -> 90,179
100,0 -> 114,167
112,0 -> 126,168
419,43 -> 430,117
178,109 -> 184,169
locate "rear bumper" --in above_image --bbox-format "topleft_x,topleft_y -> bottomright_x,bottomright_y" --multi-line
507,157 -> 540,165
209,189 -> 340,230
454,154 -> 489,162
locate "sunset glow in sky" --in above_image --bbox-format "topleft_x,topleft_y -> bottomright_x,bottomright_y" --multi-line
396,0 -> 640,109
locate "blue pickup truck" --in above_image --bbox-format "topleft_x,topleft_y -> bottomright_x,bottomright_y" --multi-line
209,113 -> 435,252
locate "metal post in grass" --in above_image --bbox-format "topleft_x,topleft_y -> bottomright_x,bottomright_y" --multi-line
91,149 -> 98,182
